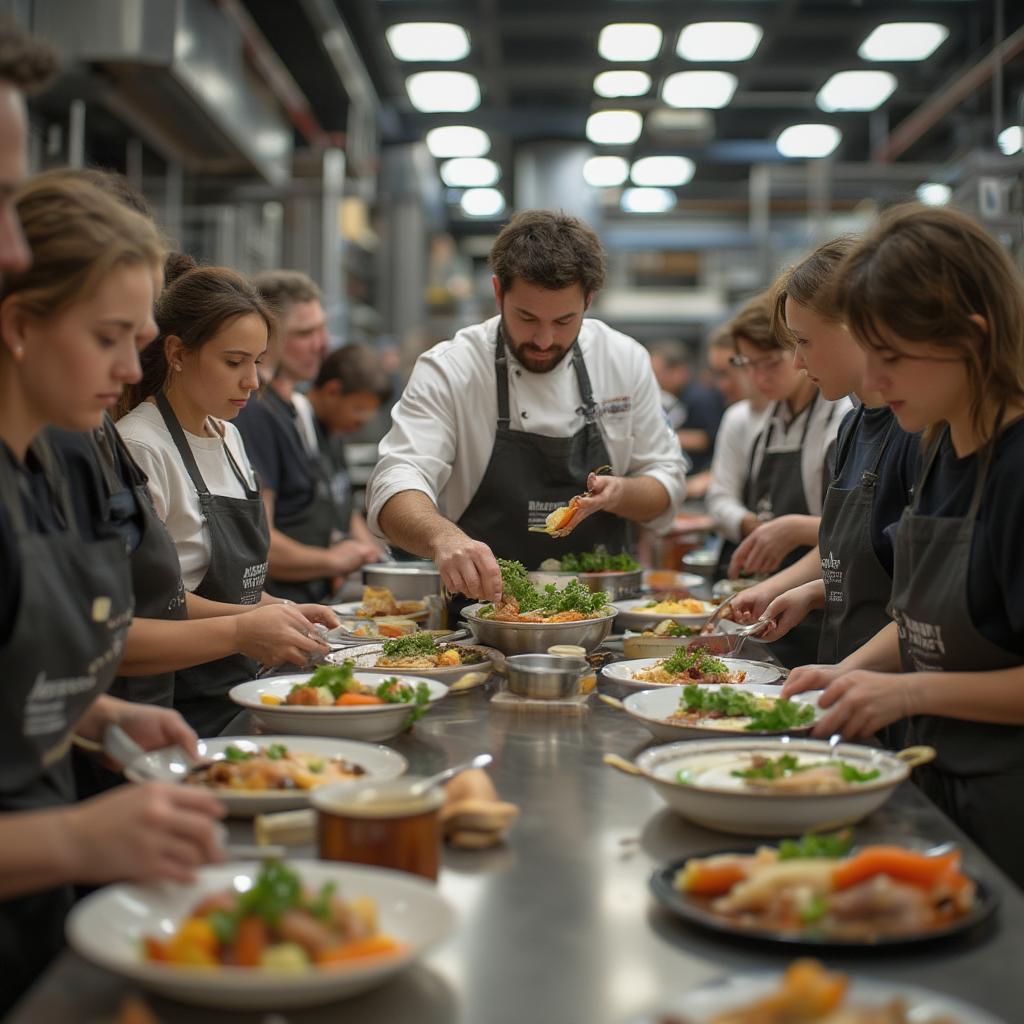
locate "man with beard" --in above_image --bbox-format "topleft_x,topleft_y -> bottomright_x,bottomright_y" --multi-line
367,210 -> 686,603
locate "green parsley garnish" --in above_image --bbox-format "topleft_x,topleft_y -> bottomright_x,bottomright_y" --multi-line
731,754 -> 880,784
777,831 -> 853,861
265,743 -> 288,761
557,549 -> 640,573
679,684 -> 814,731
224,745 -> 255,763
663,650 -> 729,677
375,678 -> 433,727
381,633 -> 439,659
497,559 -> 609,617
307,661 -> 358,700
800,895 -> 829,924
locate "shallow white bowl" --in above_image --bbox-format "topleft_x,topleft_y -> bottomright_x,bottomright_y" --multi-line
602,657 -> 782,691
229,672 -> 448,742
626,736 -> 922,836
66,860 -> 456,1010
613,597 -> 717,632
621,683 -> 822,741
125,736 -> 408,817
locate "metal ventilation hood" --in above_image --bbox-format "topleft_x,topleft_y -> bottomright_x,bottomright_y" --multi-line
31,0 -> 292,184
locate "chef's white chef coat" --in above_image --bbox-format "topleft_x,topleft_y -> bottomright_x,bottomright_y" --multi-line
366,316 -> 687,537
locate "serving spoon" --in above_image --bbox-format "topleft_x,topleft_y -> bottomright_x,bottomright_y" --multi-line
409,753 -> 494,796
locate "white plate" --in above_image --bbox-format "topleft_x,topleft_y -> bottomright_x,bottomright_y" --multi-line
602,657 -> 781,691
66,860 -> 456,1010
613,597 -> 717,631
229,673 -> 449,742
621,683 -> 821,741
332,600 -> 428,622
126,736 -> 408,817
629,737 -> 910,836
327,643 -> 502,685
634,972 -> 1006,1024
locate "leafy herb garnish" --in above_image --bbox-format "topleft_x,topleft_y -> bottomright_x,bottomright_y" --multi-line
777,831 -> 853,861
679,684 -> 814,731
381,633 -> 438,659
265,743 -> 288,760
225,745 -> 255,763
557,549 -> 639,573
497,559 -> 609,617
307,661 -> 357,700
731,754 -> 880,783
663,650 -> 729,676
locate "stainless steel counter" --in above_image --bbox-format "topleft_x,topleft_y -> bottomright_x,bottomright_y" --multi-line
10,690 -> 1024,1024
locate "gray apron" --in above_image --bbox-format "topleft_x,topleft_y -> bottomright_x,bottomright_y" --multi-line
889,427 -> 1024,886
0,436 -> 133,1012
740,395 -> 826,668
262,388 -> 342,604
155,393 -> 269,737
454,328 -> 629,615
817,405 -> 897,664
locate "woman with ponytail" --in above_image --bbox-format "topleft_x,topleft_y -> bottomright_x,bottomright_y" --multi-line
783,204 -> 1024,885
116,263 -> 334,735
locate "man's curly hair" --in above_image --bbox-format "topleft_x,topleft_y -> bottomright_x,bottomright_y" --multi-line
0,21 -> 58,93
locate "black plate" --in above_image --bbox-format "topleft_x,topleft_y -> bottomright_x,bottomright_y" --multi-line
650,847 -> 999,948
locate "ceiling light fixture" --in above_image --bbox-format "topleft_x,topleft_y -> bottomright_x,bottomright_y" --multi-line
858,23 -> 948,62
597,23 -> 663,62
426,125 -> 490,158
406,71 -> 480,112
676,22 -> 763,62
586,109 -> 643,145
621,187 -> 676,213
460,188 -> 505,217
661,71 -> 738,110
998,126 -> 1022,156
583,155 -> 629,187
593,70 -> 651,98
916,182 -> 952,206
630,155 -> 695,187
776,123 -> 842,159
817,70 -> 897,112
386,22 -> 470,62
440,157 -> 500,188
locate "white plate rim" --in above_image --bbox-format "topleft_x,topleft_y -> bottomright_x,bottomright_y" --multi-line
229,673 -> 449,716
602,657 -> 782,687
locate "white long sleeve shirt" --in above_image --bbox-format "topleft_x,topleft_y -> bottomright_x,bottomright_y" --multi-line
706,394 -> 850,543
367,315 -> 687,537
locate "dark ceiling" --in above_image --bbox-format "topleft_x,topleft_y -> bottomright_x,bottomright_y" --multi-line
242,0 -> 1024,208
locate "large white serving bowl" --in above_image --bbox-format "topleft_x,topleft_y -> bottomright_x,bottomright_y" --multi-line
125,736 -> 408,817
229,672 -> 448,742
602,657 -> 782,691
66,860 -> 456,1010
619,683 -> 822,742
617,736 -> 929,836
632,972 -> 1006,1024
612,597 -> 718,632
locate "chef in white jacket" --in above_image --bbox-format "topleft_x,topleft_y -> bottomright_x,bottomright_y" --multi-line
367,210 -> 687,604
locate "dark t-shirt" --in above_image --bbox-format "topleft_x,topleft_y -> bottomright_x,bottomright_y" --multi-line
679,379 -> 725,474
886,417 -> 1024,655
235,390 -> 314,524
831,405 -> 920,577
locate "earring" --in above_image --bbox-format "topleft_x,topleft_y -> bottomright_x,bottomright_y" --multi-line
173,364 -> 183,372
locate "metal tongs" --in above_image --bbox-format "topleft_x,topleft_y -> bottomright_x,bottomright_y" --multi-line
684,591 -> 774,658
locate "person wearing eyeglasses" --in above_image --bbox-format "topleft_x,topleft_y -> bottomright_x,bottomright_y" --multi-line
706,291 -> 850,667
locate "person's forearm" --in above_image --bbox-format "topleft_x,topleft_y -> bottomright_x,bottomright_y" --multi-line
839,621 -> 901,672
0,810 -> 78,899
267,526 -> 336,582
349,512 -> 382,551
186,592 -> 262,618
118,616 -> 239,676
789,514 -> 821,548
608,475 -> 671,524
378,490 -> 458,559
677,428 -> 710,453
760,547 -> 822,601
910,665 -> 1024,726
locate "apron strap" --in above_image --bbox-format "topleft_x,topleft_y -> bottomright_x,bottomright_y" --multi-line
0,438 -> 77,536
494,329 -> 512,430
0,445 -> 29,534
864,415 -> 898,480
89,415 -> 128,499
205,416 -> 259,498
967,406 -> 1006,521
831,403 -> 865,479
31,433 -> 79,537
571,343 -> 598,424
154,391 -> 212,496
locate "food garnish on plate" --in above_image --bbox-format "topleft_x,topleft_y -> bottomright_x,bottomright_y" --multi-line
641,619 -> 699,638
265,662 -> 432,724
640,596 -> 711,616
477,559 -> 611,623
356,586 -> 426,619
634,651 -> 747,686
674,834 -> 977,941
185,743 -> 367,792
538,549 -> 640,573
143,861 -> 402,970
724,753 -> 881,794
373,633 -> 486,670
668,684 -> 812,731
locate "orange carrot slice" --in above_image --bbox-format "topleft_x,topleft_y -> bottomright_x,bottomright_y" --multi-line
233,915 -> 268,968
676,860 -> 748,896
832,847 -> 961,891
315,936 -> 403,964
336,692 -> 384,706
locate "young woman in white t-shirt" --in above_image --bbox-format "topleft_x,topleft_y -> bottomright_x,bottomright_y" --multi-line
118,264 -> 335,734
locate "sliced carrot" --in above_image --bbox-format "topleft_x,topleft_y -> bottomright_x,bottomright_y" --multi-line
143,936 -> 170,962
378,624 -> 404,638
676,860 -> 748,896
315,936 -> 403,965
832,847 -> 961,891
233,915 -> 268,968
336,692 -> 384,706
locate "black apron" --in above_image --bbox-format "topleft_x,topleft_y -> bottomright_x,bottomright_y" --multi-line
262,388 -> 343,604
889,427 -> 1024,886
732,395 -> 826,668
454,330 -> 629,611
817,406 -> 897,664
155,393 -> 269,737
0,436 -> 133,1013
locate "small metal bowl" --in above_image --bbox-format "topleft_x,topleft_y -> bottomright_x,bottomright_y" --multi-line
504,654 -> 589,700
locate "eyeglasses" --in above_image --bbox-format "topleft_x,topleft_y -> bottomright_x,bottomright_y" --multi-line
729,352 -> 787,373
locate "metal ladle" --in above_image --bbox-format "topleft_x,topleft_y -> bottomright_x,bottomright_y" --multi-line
408,753 -> 493,796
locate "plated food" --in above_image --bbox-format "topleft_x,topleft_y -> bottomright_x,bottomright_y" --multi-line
644,960 -> 1001,1024
334,586 -> 427,621
330,636 -> 499,686
229,665 -> 448,742
66,860 -> 456,1009
641,597 -> 712,616
478,559 -> 613,624
602,658 -> 782,692
619,738 -> 930,836
660,836 -> 988,945
614,596 -> 718,631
